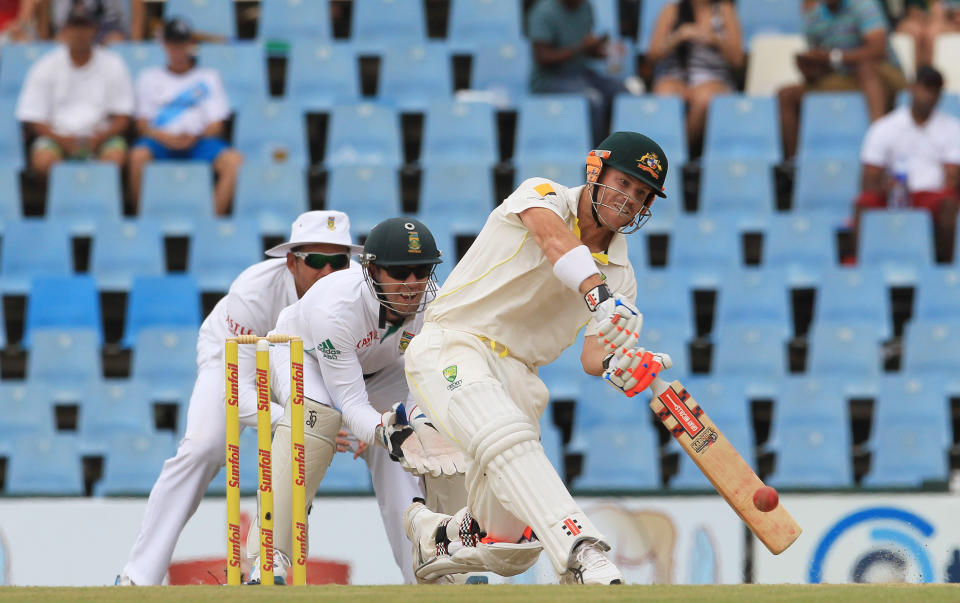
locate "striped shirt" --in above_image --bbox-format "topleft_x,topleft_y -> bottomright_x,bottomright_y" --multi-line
805,0 -> 900,71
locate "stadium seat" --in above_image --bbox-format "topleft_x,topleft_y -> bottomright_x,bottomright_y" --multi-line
611,95 -> 688,166
736,0 -> 803,46
538,336 -> 585,402
321,451 -> 373,493
712,324 -> 787,377
859,209 -> 934,283
187,218 -> 263,292
96,432 -> 177,496
326,164 -> 401,217
515,95 -> 590,163
470,40 -> 531,107
352,0 -> 425,47
540,417 -> 564,475
196,42 -> 267,108
0,162 -> 21,227
131,328 -> 198,385
448,0 -> 522,49
234,100 -> 308,167
326,103 -> 401,167
571,422 -> 659,490
0,382 -> 56,437
421,100 -> 498,166
807,322 -> 883,378
890,32 -> 916,83
745,34 -> 806,96
702,94 -> 781,163
420,163 -> 494,223
140,162 -> 214,233
638,0 -> 672,51
47,163 -> 122,233
933,33 -> 960,93
0,42 -> 55,97
765,213 -> 837,286
914,267 -> 960,321
636,319 -> 692,376
0,97 -> 24,167
667,216 -> 741,286
573,372 -> 641,430
792,156 -> 860,219
0,218 -> 72,294
89,219 -> 165,291
813,267 -> 890,338
234,161 -> 308,234
635,269 -> 695,340
124,275 -> 202,347
5,434 -> 84,496
378,42 -> 453,111
258,0 -> 332,42
78,380 -> 154,441
766,377 -> 853,488
588,0 -> 636,82
514,160 -> 584,189
164,0 -> 236,39
110,42 -> 165,78
797,92 -> 869,161
24,276 -> 102,347
423,220 -> 475,284
27,329 -> 101,384
902,319 -> 960,375
646,166 -> 683,232
285,42 -> 359,110
698,159 -> 775,220
714,268 -> 790,335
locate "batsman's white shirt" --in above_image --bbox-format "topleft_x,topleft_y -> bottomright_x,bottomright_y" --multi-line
270,267 -> 423,445
426,178 -> 637,367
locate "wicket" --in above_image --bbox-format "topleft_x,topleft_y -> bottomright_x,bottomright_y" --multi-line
225,334 -> 306,586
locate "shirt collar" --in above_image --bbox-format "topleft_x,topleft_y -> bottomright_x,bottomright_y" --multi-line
566,184 -> 629,266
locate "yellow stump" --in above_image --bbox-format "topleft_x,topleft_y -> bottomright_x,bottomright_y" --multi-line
225,339 -> 242,586
289,338 -> 307,586
255,339 -> 274,587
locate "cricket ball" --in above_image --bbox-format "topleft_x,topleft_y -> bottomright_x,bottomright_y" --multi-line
753,486 -> 779,512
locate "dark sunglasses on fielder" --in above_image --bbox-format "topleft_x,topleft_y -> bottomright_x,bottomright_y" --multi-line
292,252 -> 350,270
383,265 -> 433,281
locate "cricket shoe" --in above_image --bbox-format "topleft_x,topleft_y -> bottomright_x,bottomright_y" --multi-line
114,573 -> 135,586
560,540 -> 623,585
245,550 -> 291,585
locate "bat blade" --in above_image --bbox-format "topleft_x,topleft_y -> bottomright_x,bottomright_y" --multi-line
649,379 -> 801,554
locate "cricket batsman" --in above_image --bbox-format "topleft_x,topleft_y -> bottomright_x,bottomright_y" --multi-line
402,131 -> 672,584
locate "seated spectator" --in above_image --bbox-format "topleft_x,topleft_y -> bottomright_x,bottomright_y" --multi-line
647,0 -> 744,156
50,0 -> 127,44
128,17 -> 243,215
778,0 -> 906,159
854,66 -> 960,262
0,0 -> 39,42
15,4 -> 133,177
896,1 -> 960,68
528,0 -> 628,144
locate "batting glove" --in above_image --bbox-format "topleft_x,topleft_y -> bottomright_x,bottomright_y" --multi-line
602,348 -> 673,397
585,284 -> 643,354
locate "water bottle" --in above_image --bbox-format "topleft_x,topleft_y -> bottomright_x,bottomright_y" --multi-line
889,157 -> 909,209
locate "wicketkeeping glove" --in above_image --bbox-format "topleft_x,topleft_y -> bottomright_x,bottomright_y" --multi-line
602,348 -> 673,397
585,284 -> 643,354
405,405 -> 465,476
375,403 -> 432,475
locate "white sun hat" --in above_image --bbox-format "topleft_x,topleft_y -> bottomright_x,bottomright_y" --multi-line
265,210 -> 364,257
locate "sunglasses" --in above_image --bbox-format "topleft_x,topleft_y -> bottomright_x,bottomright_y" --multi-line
382,264 -> 434,281
292,252 -> 349,270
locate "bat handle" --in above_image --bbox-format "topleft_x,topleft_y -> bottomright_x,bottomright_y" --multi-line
650,376 -> 669,397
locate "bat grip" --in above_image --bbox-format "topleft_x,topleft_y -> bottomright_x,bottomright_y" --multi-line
650,376 -> 669,397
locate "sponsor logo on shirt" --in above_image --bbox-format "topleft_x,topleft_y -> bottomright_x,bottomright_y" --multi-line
443,365 -> 462,391
225,315 -> 253,336
356,330 -> 379,349
319,339 -> 341,360
399,330 -> 414,353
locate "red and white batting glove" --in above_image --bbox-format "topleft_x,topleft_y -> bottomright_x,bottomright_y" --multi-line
602,348 -> 673,397
585,284 -> 643,354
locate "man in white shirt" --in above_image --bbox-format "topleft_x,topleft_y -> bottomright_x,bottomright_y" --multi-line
118,211 -> 362,586
128,17 -> 243,215
15,4 -> 133,176
855,65 -> 960,261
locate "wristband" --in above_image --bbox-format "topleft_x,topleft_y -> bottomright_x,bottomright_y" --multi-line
552,244 -> 600,293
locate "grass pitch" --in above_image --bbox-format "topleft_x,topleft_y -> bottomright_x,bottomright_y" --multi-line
0,585 -> 956,602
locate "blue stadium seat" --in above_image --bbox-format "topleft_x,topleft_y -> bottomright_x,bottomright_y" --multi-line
902,319 -> 960,375
5,434 -> 84,496
285,42 -> 359,110
611,95 -> 688,166
420,163 -> 494,223
422,100 -> 498,166
807,322 -> 883,378
258,0 -> 332,42
863,377 -> 950,487
131,327 -> 200,385
471,40 -> 531,107
188,218 -> 263,291
0,162 -> 21,227
637,320 -> 692,376
47,163 -> 122,233
24,276 -> 101,347
571,422 -> 659,490
96,432 -> 177,496
352,0 -> 425,47
635,269 -> 695,340
234,161 -> 308,234
668,216 -> 741,286
574,373 -> 641,430
78,380 -> 154,441
698,159 -> 775,220
538,336 -> 585,402
89,219 -> 165,291
798,92 -> 869,161
638,0 -> 672,51
712,324 -> 787,377
540,417 -> 564,475
124,275 -> 201,347
326,164 -> 401,217
792,156 -> 860,219
0,97 -> 24,167
1,219 -> 72,294
714,268 -> 790,335
914,267 -> 960,321
321,451 -> 373,493
766,377 -> 853,488
208,427 -> 260,495
235,99 -> 308,166
703,94 -> 781,162
196,42 -> 267,108
646,166 -> 683,232
140,162 -> 214,233
737,0 -> 803,46
765,213 -> 837,285
515,95 -> 590,163
27,329 -> 101,384
327,103 -> 401,167
110,42 -> 165,78
591,0 -> 621,37
814,267 -> 890,338
0,382 -> 56,437
164,0 -> 236,39
0,42 -> 55,97
514,160 -> 584,189
422,220 -> 476,284
449,0 -> 522,49
860,209 -> 934,284
379,42 -> 452,111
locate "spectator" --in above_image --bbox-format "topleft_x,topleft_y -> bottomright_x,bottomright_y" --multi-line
647,0 -> 744,156
15,4 -> 133,177
778,0 -> 906,159
896,1 -> 960,68
50,0 -> 128,44
128,17 -> 243,215
854,65 -> 960,262
528,0 -> 628,144
0,0 -> 39,42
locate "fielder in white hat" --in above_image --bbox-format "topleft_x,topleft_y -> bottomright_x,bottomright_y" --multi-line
118,210 -> 362,586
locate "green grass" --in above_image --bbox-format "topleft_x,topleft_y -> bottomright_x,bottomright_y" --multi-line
0,585 -> 956,603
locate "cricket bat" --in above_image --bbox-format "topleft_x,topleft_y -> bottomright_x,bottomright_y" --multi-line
649,377 -> 802,554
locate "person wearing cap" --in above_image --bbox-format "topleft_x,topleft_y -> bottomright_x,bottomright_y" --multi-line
49,0 -> 128,44
401,132 -> 672,584
128,16 -> 242,214
854,65 -> 960,262
15,3 -> 133,176
118,211 -> 361,586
